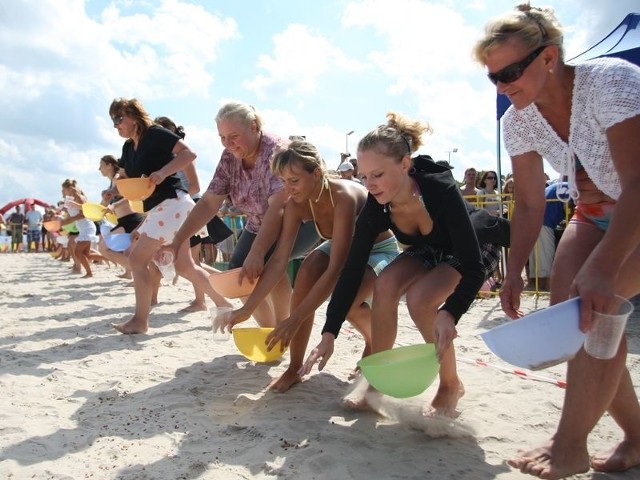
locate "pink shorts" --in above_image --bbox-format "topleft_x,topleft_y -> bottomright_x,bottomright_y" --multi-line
138,192 -> 206,245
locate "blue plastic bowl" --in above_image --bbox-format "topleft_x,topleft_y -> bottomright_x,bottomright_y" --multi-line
104,233 -> 132,252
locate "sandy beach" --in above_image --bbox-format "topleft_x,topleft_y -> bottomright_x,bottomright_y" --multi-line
1,253 -> 639,480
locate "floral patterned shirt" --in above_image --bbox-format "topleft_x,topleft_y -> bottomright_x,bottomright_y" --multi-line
207,132 -> 287,234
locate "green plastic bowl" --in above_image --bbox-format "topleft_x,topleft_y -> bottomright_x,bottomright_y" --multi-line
358,344 -> 440,399
61,222 -> 78,233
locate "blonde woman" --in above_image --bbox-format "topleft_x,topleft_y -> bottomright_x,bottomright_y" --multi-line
223,140 -> 398,392
475,3 -> 640,478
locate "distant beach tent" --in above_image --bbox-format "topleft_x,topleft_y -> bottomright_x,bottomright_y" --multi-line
496,12 -> 640,120
0,198 -> 52,215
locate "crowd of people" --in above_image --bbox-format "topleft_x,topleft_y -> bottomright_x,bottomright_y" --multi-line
3,2 -> 640,478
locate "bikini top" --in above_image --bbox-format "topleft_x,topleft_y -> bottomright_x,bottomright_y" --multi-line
308,178 -> 335,241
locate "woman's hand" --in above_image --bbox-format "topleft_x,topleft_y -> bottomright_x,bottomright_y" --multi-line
570,255 -> 616,332
499,273 -> 525,319
265,316 -> 301,352
148,170 -> 167,186
101,189 -> 113,204
221,307 -> 252,333
299,333 -> 335,376
240,249 -> 264,282
433,310 -> 458,362
164,240 -> 181,264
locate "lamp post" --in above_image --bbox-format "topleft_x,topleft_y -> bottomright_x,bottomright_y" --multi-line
345,130 -> 354,155
447,147 -> 458,164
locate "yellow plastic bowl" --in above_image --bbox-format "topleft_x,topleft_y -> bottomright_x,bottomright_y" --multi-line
43,220 -> 61,232
209,268 -> 257,299
104,211 -> 117,224
129,200 -> 144,213
116,178 -> 155,201
81,202 -> 106,221
358,344 -> 440,399
232,327 -> 287,362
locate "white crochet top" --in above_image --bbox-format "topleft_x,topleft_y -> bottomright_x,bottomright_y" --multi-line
503,57 -> 640,201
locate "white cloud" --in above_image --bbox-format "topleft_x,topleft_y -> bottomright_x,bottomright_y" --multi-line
0,0 -> 239,204
245,24 -> 366,99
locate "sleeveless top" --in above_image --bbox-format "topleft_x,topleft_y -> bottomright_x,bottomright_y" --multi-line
308,178 -> 335,241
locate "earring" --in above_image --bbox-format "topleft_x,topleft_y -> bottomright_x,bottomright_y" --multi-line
549,69 -> 554,74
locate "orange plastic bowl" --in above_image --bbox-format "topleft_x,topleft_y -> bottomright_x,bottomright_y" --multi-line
115,178 -> 155,201
209,268 -> 257,299
43,220 -> 61,232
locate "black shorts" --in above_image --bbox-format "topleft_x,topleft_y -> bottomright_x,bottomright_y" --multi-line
399,242 -> 501,281
112,213 -> 144,234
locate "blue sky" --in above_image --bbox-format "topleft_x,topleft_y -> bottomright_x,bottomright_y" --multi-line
1,0 -> 638,208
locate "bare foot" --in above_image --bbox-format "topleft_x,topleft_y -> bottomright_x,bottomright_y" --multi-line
423,380 -> 465,418
179,301 -> 208,313
347,366 -> 361,381
268,368 -> 302,393
591,439 -> 640,473
82,273 -> 93,278
508,438 -> 590,479
118,272 -> 132,279
112,318 -> 148,334
341,382 -> 382,412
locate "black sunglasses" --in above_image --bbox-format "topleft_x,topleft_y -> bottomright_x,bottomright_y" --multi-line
487,45 -> 546,85
112,116 -> 124,126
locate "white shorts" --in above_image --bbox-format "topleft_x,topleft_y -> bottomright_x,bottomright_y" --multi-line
138,191 -> 207,245
529,225 -> 556,278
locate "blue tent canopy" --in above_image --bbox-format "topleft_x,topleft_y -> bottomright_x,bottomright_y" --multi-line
496,12 -> 640,120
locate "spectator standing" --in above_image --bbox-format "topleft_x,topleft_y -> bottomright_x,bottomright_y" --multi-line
460,167 -> 480,202
8,206 -> 25,252
526,182 -> 570,291
25,203 -> 43,252
336,161 -> 360,182
478,170 -> 501,216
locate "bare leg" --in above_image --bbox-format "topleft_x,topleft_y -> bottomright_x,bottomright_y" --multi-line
75,241 -> 93,277
509,223 -> 640,479
180,244 -> 209,312
112,234 -> 160,334
343,257 -> 425,410
590,359 -> 640,472
269,272 -> 293,321
174,240 -> 232,309
343,268 -> 378,379
405,264 -> 464,417
269,253 -> 327,392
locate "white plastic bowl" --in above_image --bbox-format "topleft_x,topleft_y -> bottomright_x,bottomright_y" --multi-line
481,297 -> 585,370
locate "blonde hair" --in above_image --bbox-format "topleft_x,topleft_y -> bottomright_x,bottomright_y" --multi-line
358,112 -> 432,160
215,102 -> 263,131
272,140 -> 326,177
472,2 -> 564,64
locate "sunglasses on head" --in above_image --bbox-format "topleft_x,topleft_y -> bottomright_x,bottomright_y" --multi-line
112,116 -> 124,126
488,45 -> 546,85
